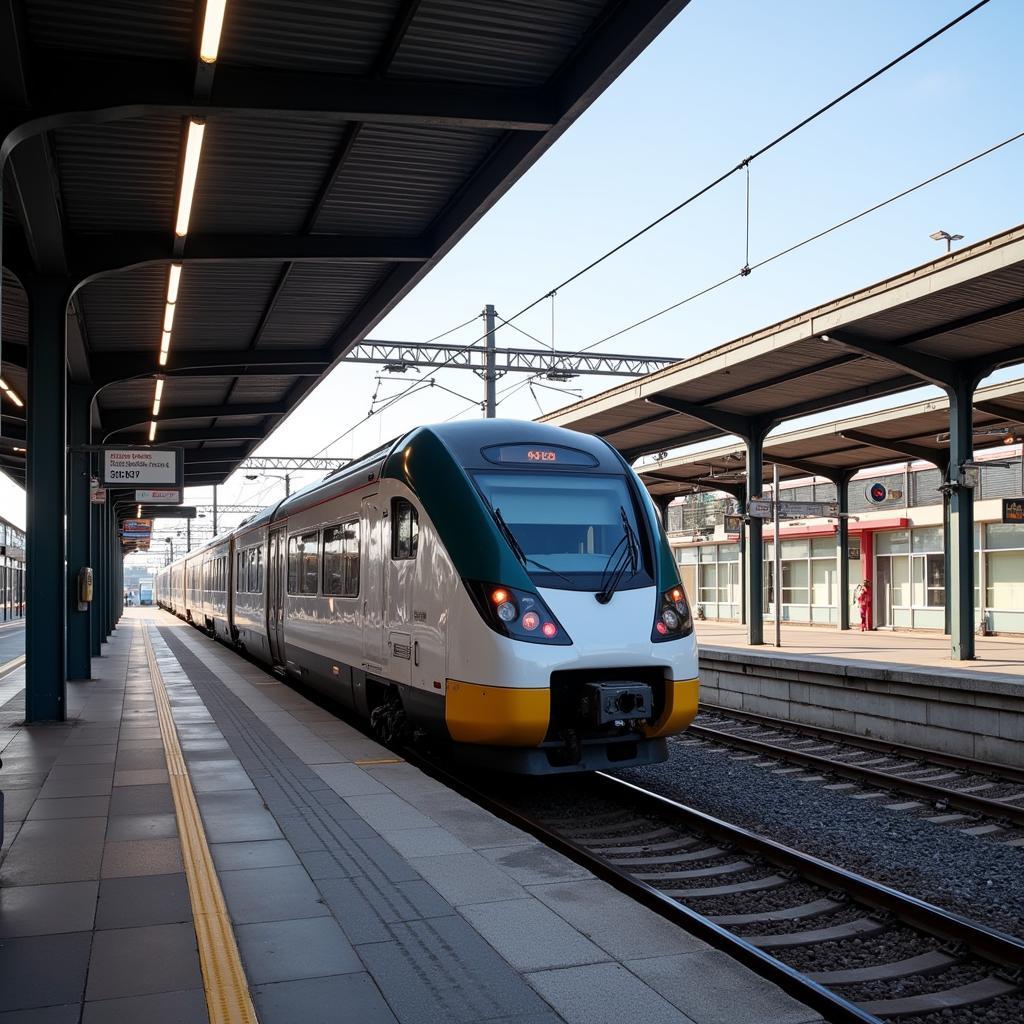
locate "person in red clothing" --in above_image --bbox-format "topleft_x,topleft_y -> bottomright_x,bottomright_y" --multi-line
854,580 -> 872,631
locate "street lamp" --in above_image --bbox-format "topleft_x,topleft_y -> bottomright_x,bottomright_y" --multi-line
930,229 -> 963,253
246,471 -> 291,497
164,536 -> 174,565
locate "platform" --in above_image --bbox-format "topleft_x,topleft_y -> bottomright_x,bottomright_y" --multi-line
695,621 -> 1024,767
0,608 -> 821,1024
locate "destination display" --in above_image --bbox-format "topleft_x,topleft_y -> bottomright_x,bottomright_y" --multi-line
102,448 -> 181,487
747,499 -> 840,519
482,444 -> 598,467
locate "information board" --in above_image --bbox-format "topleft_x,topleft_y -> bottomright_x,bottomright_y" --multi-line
1003,498 -> 1024,524
102,449 -> 181,487
747,499 -> 840,519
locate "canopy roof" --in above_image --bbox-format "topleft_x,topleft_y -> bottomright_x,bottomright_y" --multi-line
542,224 -> 1024,460
1,0 -> 689,487
638,377 -> 1024,496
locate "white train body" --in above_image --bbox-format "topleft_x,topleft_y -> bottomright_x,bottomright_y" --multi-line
157,420 -> 699,773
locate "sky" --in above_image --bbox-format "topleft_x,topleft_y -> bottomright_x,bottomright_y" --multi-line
3,0 -> 1022,557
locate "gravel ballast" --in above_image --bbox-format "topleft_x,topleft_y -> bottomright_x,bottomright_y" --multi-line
617,734 -> 1024,937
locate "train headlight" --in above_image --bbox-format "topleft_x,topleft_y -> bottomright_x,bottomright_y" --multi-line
653,584 -> 693,642
468,581 -> 571,645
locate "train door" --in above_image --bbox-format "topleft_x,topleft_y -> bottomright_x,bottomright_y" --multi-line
385,497 -> 416,686
361,499 -> 385,668
267,527 -> 287,665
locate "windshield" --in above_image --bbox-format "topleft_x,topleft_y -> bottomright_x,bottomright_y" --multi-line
473,471 -> 651,590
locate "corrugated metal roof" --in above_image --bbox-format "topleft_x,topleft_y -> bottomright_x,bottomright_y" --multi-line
5,0 -> 692,486
391,0 -> 607,85
544,226 -> 1024,458
257,262 -> 391,348
26,0 -> 194,60
315,124 -> 501,236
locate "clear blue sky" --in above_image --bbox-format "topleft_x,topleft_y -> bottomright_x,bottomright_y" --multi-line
6,1 -> 1022,548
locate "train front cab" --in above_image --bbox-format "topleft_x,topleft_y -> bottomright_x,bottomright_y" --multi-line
389,423 -> 700,774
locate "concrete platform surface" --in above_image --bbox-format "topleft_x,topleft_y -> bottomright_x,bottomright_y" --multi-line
0,608 -> 824,1024
697,620 -> 1024,682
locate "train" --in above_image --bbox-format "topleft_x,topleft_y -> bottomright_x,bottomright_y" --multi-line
156,420 -> 699,773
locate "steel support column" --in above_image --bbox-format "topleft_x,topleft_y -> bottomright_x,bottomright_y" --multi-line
25,277 -> 68,721
67,385 -> 91,678
836,473 -> 852,631
745,433 -> 765,645
90,487 -> 103,656
948,377 -> 975,660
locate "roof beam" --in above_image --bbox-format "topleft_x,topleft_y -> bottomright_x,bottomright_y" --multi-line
91,350 -> 330,387
779,373 -> 923,423
4,59 -> 556,158
821,331 -> 958,390
645,395 -> 774,441
840,428 -> 948,471
975,400 -> 1024,426
133,427 -> 267,444
69,234 -> 431,280
100,402 -> 287,437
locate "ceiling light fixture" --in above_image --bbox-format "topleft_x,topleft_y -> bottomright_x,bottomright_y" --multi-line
0,378 -> 25,408
137,504 -> 143,518
167,263 -> 182,304
175,120 -> 206,237
152,378 -> 164,416
200,0 -> 227,63
149,421 -> 157,442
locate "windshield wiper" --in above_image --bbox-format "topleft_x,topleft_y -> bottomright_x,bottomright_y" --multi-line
596,507 -> 639,604
493,506 -> 576,588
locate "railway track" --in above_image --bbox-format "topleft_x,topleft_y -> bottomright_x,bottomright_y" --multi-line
684,706 -> 1024,842
470,772 -> 1024,1024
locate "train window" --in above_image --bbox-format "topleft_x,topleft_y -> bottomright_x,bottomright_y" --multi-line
255,546 -> 263,592
287,533 -> 319,594
323,521 -> 360,597
391,499 -> 419,560
236,553 -> 244,592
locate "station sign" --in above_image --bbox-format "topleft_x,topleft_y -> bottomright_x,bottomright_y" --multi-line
723,514 -> 744,533
102,448 -> 182,488
121,518 -> 153,537
865,482 -> 904,505
747,499 -> 840,519
1003,498 -> 1024,524
135,489 -> 182,505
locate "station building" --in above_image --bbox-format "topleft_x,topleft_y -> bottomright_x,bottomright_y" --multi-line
0,514 -> 25,621
665,448 -> 1024,635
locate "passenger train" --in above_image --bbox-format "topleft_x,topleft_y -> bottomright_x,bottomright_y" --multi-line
156,420 -> 699,773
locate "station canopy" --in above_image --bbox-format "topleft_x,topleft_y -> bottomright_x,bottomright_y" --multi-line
541,224 -> 1024,460
638,377 -> 1024,497
1,0 -> 689,488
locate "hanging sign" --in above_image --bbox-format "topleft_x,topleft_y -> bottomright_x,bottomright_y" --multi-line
102,448 -> 182,487
723,514 -> 744,533
135,489 -> 182,504
865,482 -> 903,505
747,499 -> 839,519
1003,498 -> 1024,524
121,519 -> 153,537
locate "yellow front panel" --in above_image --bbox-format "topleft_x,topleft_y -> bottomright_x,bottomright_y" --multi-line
643,678 -> 699,738
445,679 -> 549,746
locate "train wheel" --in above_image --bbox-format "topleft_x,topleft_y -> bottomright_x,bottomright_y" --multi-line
369,687 -> 409,748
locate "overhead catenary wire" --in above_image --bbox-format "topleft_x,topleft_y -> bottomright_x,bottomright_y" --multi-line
449,0 -> 993,354
234,1 -> 998,467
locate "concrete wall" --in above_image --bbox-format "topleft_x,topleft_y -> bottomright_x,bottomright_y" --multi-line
698,646 -> 1024,768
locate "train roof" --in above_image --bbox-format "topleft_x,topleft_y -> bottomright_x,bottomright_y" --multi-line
160,419 -> 620,570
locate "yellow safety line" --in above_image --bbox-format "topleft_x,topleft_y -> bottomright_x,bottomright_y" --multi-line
0,654 -> 26,678
354,757 -> 405,766
140,623 -> 259,1024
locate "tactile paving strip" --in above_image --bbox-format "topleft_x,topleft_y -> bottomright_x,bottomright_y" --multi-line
156,626 -> 558,1024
